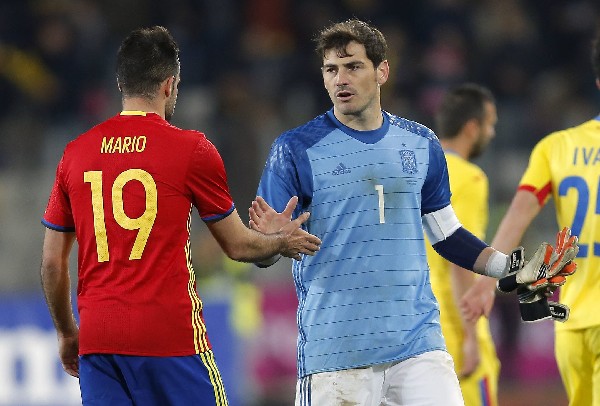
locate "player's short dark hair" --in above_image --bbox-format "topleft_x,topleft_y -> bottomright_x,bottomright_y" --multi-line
116,26 -> 180,99
314,19 -> 387,67
592,29 -> 600,80
435,83 -> 495,140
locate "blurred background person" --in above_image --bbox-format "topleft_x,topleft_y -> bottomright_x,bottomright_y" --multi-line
427,83 -> 500,406
462,29 -> 600,406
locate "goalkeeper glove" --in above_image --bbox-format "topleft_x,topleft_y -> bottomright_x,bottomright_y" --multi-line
516,286 -> 570,322
497,227 -> 579,293
497,227 -> 578,322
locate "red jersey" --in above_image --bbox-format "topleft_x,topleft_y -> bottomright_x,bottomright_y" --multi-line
42,111 -> 234,356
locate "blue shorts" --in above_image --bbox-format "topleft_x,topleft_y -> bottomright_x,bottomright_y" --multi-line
79,351 -> 228,405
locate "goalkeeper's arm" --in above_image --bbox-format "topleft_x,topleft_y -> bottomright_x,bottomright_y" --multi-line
423,205 -> 577,283
423,205 -> 508,277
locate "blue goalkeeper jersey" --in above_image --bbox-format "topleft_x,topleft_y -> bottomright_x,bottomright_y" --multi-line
257,109 -> 452,378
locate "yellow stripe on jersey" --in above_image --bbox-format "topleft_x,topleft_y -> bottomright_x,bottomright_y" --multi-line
200,350 -> 229,406
519,118 -> 600,330
119,110 -> 147,116
185,208 -> 209,353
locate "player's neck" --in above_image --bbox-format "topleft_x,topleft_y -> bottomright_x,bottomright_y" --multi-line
440,139 -> 469,160
333,107 -> 383,131
122,97 -> 166,119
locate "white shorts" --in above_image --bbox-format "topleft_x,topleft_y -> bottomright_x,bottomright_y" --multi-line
295,350 -> 464,406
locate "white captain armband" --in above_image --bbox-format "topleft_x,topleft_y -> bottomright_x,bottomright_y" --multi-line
422,205 -> 462,244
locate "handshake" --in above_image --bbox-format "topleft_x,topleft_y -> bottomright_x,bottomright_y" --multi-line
497,227 -> 579,322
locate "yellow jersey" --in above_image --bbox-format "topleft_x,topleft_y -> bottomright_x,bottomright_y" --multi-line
427,152 -> 499,406
519,117 -> 600,330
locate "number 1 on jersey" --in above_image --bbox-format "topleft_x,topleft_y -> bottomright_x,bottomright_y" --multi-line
375,184 -> 385,224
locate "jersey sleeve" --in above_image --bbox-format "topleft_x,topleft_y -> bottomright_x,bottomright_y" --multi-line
187,138 -> 235,221
257,136 -> 305,217
518,136 -> 553,206
421,135 -> 452,214
42,154 -> 75,232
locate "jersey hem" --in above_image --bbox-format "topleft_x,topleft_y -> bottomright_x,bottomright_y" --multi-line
299,346 -> 447,378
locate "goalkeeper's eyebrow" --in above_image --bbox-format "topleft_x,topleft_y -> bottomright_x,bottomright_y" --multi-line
323,61 -> 365,73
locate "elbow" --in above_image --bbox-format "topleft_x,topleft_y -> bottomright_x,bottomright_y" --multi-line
40,256 -> 67,279
221,244 -> 252,263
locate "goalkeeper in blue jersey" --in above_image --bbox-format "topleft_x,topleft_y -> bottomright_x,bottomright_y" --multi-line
250,19 -> 578,406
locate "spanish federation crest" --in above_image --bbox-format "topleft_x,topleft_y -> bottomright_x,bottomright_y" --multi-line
399,150 -> 418,174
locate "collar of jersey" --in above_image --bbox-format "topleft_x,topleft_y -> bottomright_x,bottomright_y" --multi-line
120,110 -> 149,116
326,108 -> 389,144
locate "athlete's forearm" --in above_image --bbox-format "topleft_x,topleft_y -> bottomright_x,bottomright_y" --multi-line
208,210 -> 286,262
491,189 -> 541,253
41,263 -> 78,336
208,209 -> 320,263
40,229 -> 78,336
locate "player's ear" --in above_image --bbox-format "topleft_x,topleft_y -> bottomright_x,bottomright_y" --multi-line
463,118 -> 479,138
376,60 -> 389,85
163,76 -> 176,97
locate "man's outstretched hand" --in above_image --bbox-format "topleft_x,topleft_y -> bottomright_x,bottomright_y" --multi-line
250,196 -> 321,261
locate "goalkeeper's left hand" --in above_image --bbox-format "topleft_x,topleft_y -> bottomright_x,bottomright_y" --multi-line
497,227 -> 578,322
516,285 -> 570,323
497,227 -> 579,294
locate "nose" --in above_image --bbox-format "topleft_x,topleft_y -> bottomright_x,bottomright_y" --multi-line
335,69 -> 349,86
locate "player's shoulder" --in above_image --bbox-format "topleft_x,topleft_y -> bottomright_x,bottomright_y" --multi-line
538,118 -> 599,146
63,113 -> 212,158
272,112 -> 337,151
385,111 -> 437,142
447,153 -> 487,182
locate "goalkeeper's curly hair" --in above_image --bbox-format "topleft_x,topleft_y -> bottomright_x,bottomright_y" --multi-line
314,19 -> 387,68
592,28 -> 600,80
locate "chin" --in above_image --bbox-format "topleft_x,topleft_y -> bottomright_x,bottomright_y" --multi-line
335,104 -> 358,116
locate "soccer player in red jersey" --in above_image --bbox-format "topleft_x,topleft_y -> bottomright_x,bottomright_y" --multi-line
40,26 -> 321,405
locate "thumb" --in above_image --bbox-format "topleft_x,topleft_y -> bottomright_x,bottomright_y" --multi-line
282,196 -> 299,218
292,211 -> 311,226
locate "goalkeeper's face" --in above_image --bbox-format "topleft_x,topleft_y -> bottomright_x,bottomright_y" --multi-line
469,100 -> 497,159
321,41 -> 387,124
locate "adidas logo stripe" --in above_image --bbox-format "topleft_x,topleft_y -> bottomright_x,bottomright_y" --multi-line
332,163 -> 351,175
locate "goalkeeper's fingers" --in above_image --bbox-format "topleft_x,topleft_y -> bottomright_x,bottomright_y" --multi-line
554,227 -> 571,256
548,237 -> 579,278
526,274 -> 566,291
524,260 -> 575,291
557,261 -> 577,277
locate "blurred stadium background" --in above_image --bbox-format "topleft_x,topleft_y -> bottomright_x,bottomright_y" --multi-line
1,0 -> 599,405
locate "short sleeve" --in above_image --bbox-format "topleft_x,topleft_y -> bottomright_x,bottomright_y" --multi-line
421,136 -> 452,214
518,136 -> 553,206
187,139 -> 235,221
257,136 -> 307,217
42,155 -> 75,231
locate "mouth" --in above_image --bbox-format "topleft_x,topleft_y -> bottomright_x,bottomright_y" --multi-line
335,90 -> 354,102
